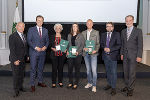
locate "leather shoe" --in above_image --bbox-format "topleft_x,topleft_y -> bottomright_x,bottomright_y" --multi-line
13,91 -> 19,98
38,83 -> 47,87
20,88 -> 27,92
111,88 -> 116,96
121,87 -> 128,92
127,90 -> 133,96
103,85 -> 111,90
31,86 -> 35,92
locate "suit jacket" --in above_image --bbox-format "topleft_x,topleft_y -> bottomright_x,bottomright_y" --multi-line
67,33 -> 85,55
82,29 -> 100,56
101,31 -> 121,61
49,34 -> 66,59
9,32 -> 27,62
27,26 -> 49,56
120,27 -> 143,59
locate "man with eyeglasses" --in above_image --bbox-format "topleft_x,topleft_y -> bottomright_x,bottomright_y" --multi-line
100,22 -> 121,96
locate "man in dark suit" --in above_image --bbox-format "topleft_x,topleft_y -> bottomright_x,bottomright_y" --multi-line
101,22 -> 121,96
9,22 -> 28,97
121,15 -> 143,96
27,15 -> 49,92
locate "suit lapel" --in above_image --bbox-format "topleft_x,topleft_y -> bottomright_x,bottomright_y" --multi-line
16,32 -> 24,46
109,32 -> 114,46
124,29 -> 128,43
103,32 -> 107,46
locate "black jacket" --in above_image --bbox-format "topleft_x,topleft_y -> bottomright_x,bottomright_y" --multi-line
100,31 -> 121,61
49,34 -> 66,59
9,32 -> 28,62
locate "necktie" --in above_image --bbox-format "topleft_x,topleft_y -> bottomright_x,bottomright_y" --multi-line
127,28 -> 130,41
106,32 -> 110,48
39,28 -> 42,38
21,34 -> 26,45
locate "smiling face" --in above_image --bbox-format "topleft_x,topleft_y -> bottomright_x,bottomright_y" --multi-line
36,17 -> 44,27
125,16 -> 134,28
55,26 -> 62,33
86,19 -> 93,30
16,22 -> 25,33
72,24 -> 78,33
106,24 -> 114,32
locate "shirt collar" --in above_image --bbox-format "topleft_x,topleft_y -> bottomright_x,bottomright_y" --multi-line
87,29 -> 92,33
127,26 -> 134,31
17,31 -> 23,35
36,25 -> 42,29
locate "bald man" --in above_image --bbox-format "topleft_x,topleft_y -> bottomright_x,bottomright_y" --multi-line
9,22 -> 28,97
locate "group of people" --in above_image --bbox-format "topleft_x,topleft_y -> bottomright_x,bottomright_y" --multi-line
9,15 -> 143,98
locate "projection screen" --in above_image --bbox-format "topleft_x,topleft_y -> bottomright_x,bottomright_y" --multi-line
23,0 -> 139,23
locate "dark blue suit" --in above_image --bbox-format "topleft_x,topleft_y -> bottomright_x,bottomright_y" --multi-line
27,26 -> 49,86
100,31 -> 121,88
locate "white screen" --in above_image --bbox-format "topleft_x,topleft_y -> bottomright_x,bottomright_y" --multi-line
24,0 -> 138,23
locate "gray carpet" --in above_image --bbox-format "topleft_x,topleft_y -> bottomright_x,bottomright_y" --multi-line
0,63 -> 150,100
0,77 -> 150,100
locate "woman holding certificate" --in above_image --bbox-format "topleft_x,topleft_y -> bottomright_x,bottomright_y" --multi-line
49,23 -> 66,88
67,23 -> 85,89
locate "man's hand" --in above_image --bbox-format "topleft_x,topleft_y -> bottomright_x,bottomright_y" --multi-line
92,50 -> 97,54
136,57 -> 142,62
14,60 -> 20,66
42,46 -> 47,51
27,57 -> 30,61
104,48 -> 110,53
121,55 -> 123,60
35,47 -> 42,52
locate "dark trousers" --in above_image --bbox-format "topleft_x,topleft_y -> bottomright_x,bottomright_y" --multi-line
11,62 -> 25,93
68,55 -> 82,85
51,56 -> 65,84
103,54 -> 117,88
123,56 -> 137,91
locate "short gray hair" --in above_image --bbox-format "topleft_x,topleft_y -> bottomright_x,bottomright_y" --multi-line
54,23 -> 63,31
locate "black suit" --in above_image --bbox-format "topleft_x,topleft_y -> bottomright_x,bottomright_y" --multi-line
9,32 -> 27,93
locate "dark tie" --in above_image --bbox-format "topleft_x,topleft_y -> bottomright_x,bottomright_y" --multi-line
106,32 -> 110,48
39,28 -> 42,38
21,34 -> 26,45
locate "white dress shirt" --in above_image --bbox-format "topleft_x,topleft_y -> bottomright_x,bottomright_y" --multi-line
87,29 -> 92,40
37,26 -> 42,36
